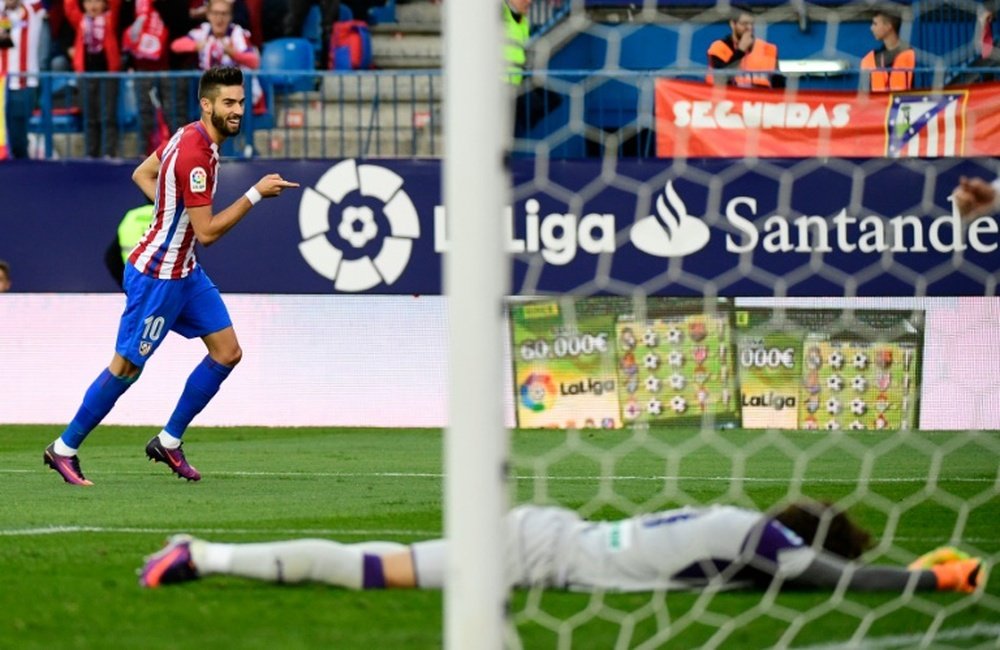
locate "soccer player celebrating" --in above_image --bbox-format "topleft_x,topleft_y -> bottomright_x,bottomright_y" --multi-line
44,65 -> 299,486
139,500 -> 986,594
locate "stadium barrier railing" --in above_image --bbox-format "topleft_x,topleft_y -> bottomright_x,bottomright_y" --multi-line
12,65 -> 1000,161
20,69 -> 443,161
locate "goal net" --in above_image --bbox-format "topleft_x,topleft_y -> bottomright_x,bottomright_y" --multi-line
445,1 -> 1000,648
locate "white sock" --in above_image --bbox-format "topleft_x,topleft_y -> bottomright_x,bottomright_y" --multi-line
53,438 -> 77,457
158,430 -> 183,449
411,540 -> 447,588
191,540 -> 234,575
204,540 -> 365,588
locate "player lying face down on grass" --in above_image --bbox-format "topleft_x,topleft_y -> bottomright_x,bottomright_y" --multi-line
140,500 -> 985,594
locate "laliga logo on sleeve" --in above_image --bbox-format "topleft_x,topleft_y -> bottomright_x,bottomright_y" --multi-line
630,181 -> 711,257
190,167 -> 207,193
298,159 -> 420,292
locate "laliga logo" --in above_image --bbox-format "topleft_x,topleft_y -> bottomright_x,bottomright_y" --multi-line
630,181 -> 711,257
520,372 -> 557,412
298,159 -> 420,292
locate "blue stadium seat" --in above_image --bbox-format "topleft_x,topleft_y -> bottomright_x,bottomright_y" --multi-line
29,73 -> 82,134
260,38 -> 317,94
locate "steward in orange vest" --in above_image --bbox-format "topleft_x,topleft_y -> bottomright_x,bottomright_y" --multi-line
706,6 -> 781,89
861,10 -> 915,92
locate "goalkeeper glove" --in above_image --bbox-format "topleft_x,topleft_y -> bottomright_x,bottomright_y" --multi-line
928,558 -> 986,593
908,546 -> 971,570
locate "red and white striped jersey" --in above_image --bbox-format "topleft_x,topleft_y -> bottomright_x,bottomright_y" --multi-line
129,121 -> 219,279
0,1 -> 46,90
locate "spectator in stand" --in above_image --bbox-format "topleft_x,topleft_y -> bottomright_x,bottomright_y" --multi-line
63,0 -> 123,158
45,0 -> 74,72
190,0 -> 251,34
504,0 -> 529,87
171,0 -> 262,112
155,0 -> 198,131
0,0 -> 47,160
860,6 -> 914,92
505,0 -> 559,136
285,0 -> 339,66
122,0 -> 170,155
243,0 -> 262,48
975,2 -> 1000,72
0,259 -> 11,292
706,4 -> 782,89
260,0 -> 288,42
952,2 -> 1000,85
104,201 -> 154,287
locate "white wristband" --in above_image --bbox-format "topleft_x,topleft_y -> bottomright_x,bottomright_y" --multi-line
244,187 -> 262,206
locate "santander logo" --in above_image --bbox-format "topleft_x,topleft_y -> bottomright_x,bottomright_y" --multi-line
630,181 -> 711,257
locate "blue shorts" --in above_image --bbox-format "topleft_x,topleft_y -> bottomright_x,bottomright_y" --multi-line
115,265 -> 233,367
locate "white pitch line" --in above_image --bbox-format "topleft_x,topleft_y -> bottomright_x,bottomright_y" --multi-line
0,468 -> 993,483
0,526 -> 993,547
790,622 -> 1000,649
0,525 -> 439,537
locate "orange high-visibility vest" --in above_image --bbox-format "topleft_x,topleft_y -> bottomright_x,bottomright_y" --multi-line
861,46 -> 915,92
706,37 -> 778,88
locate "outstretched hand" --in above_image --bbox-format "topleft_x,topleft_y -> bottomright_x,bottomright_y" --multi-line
908,546 -> 970,570
255,174 -> 301,199
909,546 -> 985,593
951,176 -> 996,219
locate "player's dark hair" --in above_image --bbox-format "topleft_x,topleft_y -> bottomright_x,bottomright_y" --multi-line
198,66 -> 244,101
775,501 -> 874,560
874,6 -> 903,35
0,259 -> 9,277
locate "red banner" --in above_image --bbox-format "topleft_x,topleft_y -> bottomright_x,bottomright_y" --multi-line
655,79 -> 1000,158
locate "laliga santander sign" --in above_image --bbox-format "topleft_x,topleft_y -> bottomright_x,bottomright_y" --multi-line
433,180 -> 998,264
295,161 -> 998,294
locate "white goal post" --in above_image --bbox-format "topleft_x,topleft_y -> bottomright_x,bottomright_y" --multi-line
443,1 -> 510,649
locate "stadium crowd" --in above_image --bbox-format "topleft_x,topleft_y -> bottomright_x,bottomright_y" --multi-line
2,0 -> 1000,159
0,0 -> 384,159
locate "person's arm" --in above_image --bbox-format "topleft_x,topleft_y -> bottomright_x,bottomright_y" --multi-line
132,152 -> 161,202
223,26 -> 260,67
785,550 -> 982,593
62,0 -> 82,27
108,0 -> 123,31
952,175 -> 1000,219
227,45 -> 260,70
789,552 -> 936,591
707,39 -> 745,70
170,34 -> 199,53
187,173 -> 299,246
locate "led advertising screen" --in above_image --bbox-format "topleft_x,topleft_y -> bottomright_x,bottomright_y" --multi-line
511,298 -> 924,430
733,309 -> 923,431
510,298 -> 739,429
614,304 -> 739,426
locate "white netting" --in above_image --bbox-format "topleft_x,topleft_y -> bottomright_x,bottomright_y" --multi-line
500,1 -> 1000,646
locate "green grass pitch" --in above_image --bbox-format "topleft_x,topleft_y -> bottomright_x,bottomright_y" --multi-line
2,425 -> 998,649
